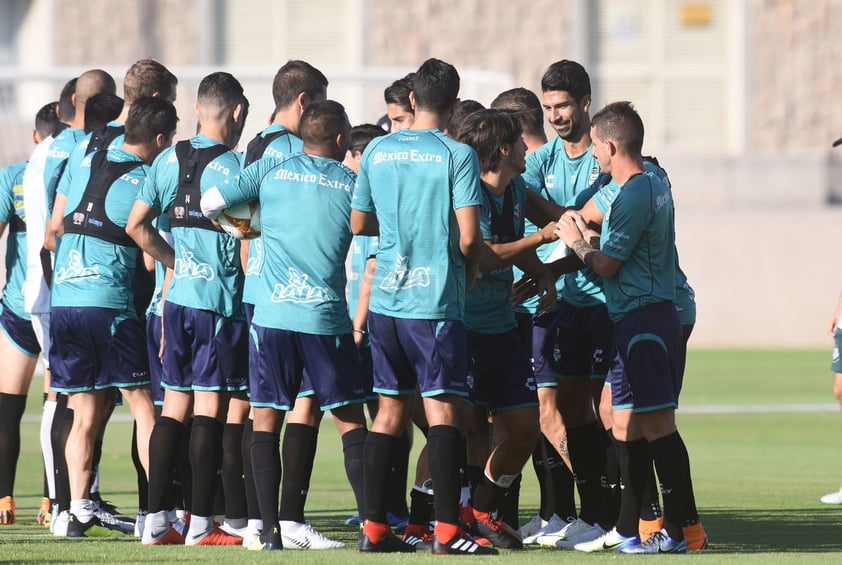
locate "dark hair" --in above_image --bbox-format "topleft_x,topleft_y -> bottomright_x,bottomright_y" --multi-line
300,100 -> 348,147
490,87 -> 545,139
84,93 -> 124,133
272,60 -> 328,110
58,77 -> 78,123
384,73 -> 415,111
198,72 -> 247,107
446,99 -> 484,138
591,101 -> 644,156
456,109 -> 522,173
540,60 -> 591,101
35,101 -> 60,140
349,123 -> 387,155
123,59 -> 178,104
412,58 -> 460,114
124,96 -> 179,145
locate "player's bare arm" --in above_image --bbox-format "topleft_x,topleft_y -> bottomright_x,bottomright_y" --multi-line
125,200 -> 175,269
350,208 -> 378,236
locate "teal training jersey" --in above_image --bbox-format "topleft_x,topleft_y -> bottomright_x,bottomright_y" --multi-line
51,148 -> 148,310
44,127 -> 86,216
136,135 -> 244,317
146,213 -> 171,318
601,171 -> 676,321
242,124 -> 304,305
592,162 -> 696,325
0,162 -> 30,319
352,128 -> 482,321
224,152 -> 355,334
464,176 -> 527,334
347,234 -> 379,345
518,136 -> 602,312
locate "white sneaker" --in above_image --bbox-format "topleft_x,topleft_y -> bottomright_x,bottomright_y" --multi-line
555,520 -> 607,548
821,488 -> 842,504
518,514 -> 546,539
240,525 -> 262,547
537,516 -> 591,546
221,518 -> 249,538
134,510 -> 148,537
52,510 -> 69,537
279,520 -> 346,549
523,514 -> 568,544
574,527 -> 640,553
48,504 -> 59,533
93,501 -> 134,534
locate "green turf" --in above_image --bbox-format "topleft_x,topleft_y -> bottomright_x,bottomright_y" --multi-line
2,349 -> 842,562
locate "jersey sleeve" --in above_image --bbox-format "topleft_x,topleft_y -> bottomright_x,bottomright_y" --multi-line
351,154 -> 374,213
522,145 -> 547,193
601,184 -> 648,262
0,166 -> 15,223
451,145 -> 482,210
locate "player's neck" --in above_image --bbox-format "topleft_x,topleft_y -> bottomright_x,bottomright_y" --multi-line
303,143 -> 340,161
480,170 -> 514,196
273,107 -> 300,137
610,155 -> 645,185
120,142 -> 154,164
562,132 -> 592,159
410,109 -> 446,131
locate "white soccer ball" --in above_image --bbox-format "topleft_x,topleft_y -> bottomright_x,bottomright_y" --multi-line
218,201 -> 261,240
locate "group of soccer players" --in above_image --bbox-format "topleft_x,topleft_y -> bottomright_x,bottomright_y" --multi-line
0,54 -> 708,554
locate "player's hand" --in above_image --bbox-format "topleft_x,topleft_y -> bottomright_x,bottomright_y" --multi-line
512,275 -> 539,305
538,221 -> 559,243
534,268 -> 558,314
572,213 -> 600,246
556,211 -> 585,247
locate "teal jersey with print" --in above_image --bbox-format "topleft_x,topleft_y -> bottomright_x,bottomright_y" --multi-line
591,162 -> 695,324
51,148 -> 149,310
517,136 -> 601,312
242,124 -> 304,305
464,176 -> 527,334
146,213 -> 171,318
352,128 -> 482,321
0,162 -> 30,319
44,127 -> 86,216
601,171 -> 676,321
224,152 -> 355,334
135,135 -> 244,317
347,234 -> 379,327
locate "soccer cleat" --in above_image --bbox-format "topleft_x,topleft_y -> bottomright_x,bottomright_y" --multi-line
93,499 -> 135,534
620,528 -> 686,554
66,513 -> 126,538
240,524 -> 262,547
0,496 -> 15,524
573,527 -> 640,552
469,508 -> 523,549
189,525 -> 243,546
639,516 -> 663,541
432,531 -> 500,555
344,514 -> 361,526
359,520 -> 415,553
683,522 -> 709,550
37,497 -> 51,526
553,519 -> 607,549
820,488 -> 842,504
279,520 -> 346,549
523,514 -> 568,544
51,510 -> 69,537
403,522 -> 434,551
387,511 -> 409,534
518,514 -> 546,539
537,516 -> 590,546
142,525 -> 185,546
247,526 -> 284,551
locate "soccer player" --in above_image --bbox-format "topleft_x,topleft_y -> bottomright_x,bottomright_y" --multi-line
0,103 -> 60,526
351,57 -> 495,555
455,108 -> 560,549
47,96 -> 177,537
824,293 -> 842,504
490,86 -> 576,540
127,72 -> 250,547
384,74 -> 415,131
558,101 -> 691,554
201,99 -> 364,551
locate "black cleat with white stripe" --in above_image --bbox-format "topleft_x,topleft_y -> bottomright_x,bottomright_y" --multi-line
432,533 -> 500,555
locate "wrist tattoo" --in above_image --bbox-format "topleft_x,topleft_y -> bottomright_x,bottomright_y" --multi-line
571,239 -> 593,262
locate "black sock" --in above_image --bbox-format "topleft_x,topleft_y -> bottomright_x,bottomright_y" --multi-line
385,429 -> 410,518
548,438 -> 577,519
250,430 -> 281,528
427,425 -> 461,525
89,437 -> 103,496
221,423 -> 247,521
676,431 -> 699,526
188,416 -> 223,517
614,438 -> 648,537
0,393 -> 27,497
131,421 -> 149,512
408,486 -> 435,525
241,419 -> 261,520
639,461 -> 662,520
363,431 -> 394,523
531,436 -> 554,520
147,416 -> 185,513
341,427 -> 367,517
51,396 -> 72,512
465,465 -> 483,499
599,428 -> 621,529
649,432 -> 690,540
176,419 -> 192,511
279,423 -> 318,523
567,421 -> 607,526
497,474 -> 521,529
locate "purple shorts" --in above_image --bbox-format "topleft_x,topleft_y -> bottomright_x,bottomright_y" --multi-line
467,329 -> 538,414
553,300 -> 613,380
146,313 -> 164,405
515,309 -> 558,388
0,302 -> 40,358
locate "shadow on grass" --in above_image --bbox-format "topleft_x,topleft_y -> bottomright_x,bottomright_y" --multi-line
703,507 -> 842,553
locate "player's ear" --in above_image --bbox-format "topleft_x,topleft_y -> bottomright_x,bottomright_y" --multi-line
233,102 -> 245,124
32,129 -> 40,145
408,91 -> 417,111
581,94 -> 591,114
296,91 -> 309,113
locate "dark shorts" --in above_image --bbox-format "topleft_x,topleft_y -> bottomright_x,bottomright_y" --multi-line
49,306 -> 150,393
368,311 -> 469,398
553,300 -> 613,380
515,309 -> 558,388
0,303 -> 41,358
833,327 -> 842,374
146,313 -> 164,405
351,346 -> 377,402
467,329 -> 538,414
606,302 -> 682,413
249,325 -> 367,411
161,302 -> 249,393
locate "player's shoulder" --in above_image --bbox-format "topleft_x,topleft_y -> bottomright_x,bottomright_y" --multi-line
0,160 -> 27,183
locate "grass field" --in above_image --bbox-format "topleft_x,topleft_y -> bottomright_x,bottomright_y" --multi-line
1,348 -> 841,563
